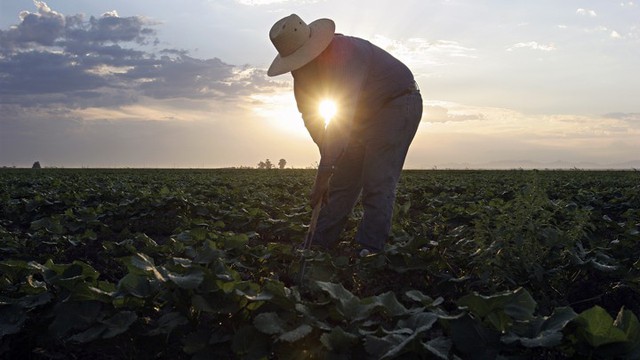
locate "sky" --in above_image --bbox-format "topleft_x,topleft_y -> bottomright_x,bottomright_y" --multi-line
1,0 -> 639,169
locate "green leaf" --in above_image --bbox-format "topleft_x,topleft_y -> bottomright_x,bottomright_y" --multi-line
67,283 -> 113,303
254,312 -> 286,335
501,306 -> 577,348
0,260 -> 30,281
502,330 -> 562,348
118,273 -> 153,298
49,301 -> 102,339
399,312 -> 439,332
0,305 -> 26,338
147,312 -> 189,336
222,233 -> 248,250
15,292 -> 53,309
183,330 -> 210,354
373,292 -> 409,317
262,279 -> 297,309
172,257 -> 193,267
422,336 -> 452,360
589,259 -> 618,272
320,326 -> 358,352
167,269 -> 204,289
39,259 -> 101,284
613,307 -> 640,355
576,305 -> 628,347
190,227 -> 208,242
232,325 -> 270,358
449,314 -> 500,359
502,288 -> 537,320
316,281 -> 374,321
235,289 -> 273,302
363,312 -> 439,359
101,311 -> 137,338
381,314 -> 439,359
278,324 -> 312,343
130,253 -> 166,282
365,333 -> 405,357
405,290 -> 435,304
69,324 -> 106,343
542,306 -> 579,333
457,287 -> 536,331
316,281 -> 356,302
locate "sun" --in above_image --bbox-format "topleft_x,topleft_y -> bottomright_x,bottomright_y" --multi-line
318,99 -> 337,127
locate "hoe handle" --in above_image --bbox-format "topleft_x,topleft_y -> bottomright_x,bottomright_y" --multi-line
304,204 -> 321,249
298,204 -> 322,286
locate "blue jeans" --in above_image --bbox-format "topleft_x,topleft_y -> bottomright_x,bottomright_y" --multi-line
312,91 -> 423,252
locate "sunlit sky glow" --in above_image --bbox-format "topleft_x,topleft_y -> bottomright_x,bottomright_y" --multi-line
1,0 -> 639,169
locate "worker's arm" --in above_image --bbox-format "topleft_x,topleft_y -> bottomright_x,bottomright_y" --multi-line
316,36 -> 370,171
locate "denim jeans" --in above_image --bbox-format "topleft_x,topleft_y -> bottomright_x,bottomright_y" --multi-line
312,91 -> 423,251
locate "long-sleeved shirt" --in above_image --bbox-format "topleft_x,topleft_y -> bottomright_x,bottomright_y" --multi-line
292,34 -> 415,171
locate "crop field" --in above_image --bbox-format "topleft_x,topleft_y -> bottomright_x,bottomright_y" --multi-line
1,168 -> 639,359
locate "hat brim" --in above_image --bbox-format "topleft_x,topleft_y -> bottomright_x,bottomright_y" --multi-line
267,18 -> 335,77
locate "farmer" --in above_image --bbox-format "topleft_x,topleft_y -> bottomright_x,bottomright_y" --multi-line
267,14 -> 423,256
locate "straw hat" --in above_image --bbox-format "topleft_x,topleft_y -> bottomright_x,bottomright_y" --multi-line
267,14 -> 335,77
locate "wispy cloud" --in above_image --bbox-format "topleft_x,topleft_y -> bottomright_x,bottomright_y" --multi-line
576,8 -> 598,17
233,0 -> 320,5
372,35 -> 476,69
610,30 -> 622,39
408,101 -> 640,168
506,41 -> 556,52
424,101 -> 486,123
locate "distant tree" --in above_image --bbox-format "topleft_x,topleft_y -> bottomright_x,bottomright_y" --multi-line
32,161 -> 41,169
278,159 -> 287,169
258,159 -> 274,169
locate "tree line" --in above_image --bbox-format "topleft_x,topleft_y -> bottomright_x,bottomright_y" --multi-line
257,159 -> 287,170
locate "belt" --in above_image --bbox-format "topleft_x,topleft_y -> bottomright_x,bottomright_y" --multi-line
383,81 -> 420,105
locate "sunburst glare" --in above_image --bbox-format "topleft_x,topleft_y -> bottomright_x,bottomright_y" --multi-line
319,99 -> 337,127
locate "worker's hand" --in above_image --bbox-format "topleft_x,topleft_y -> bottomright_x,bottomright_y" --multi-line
310,169 -> 331,207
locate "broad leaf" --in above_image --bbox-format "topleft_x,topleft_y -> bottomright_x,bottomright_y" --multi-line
167,270 -> 204,290
320,326 -> 358,352
278,324 -> 312,343
576,305 -> 627,347
458,287 -> 536,331
101,311 -> 137,338
0,305 -> 26,338
449,314 -> 500,359
146,312 -> 189,336
254,312 -> 286,335
422,336 -> 452,360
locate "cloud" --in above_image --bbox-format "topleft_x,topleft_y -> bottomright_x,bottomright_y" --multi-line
506,41 -> 556,52
409,102 -> 640,168
576,8 -> 598,17
0,1 -> 65,49
0,2 -> 272,114
580,24 -> 629,40
233,0 -> 320,5
371,36 -> 476,69
424,104 -> 485,123
603,112 -> 640,125
235,0 -> 289,4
